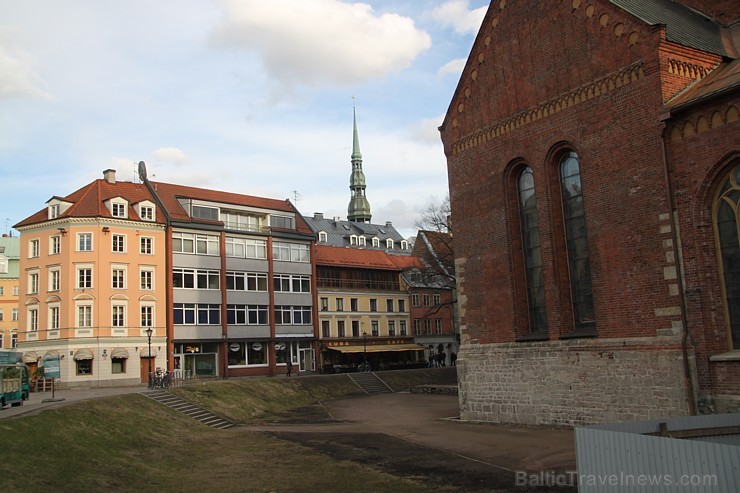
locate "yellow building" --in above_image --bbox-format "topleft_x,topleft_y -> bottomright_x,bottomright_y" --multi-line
0,236 -> 21,350
314,245 -> 424,372
14,170 -> 167,387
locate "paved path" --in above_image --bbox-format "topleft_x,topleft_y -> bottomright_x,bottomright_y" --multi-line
247,392 -> 576,473
0,385 -> 145,419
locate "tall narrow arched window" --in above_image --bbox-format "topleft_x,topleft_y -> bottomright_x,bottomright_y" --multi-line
518,167 -> 547,334
713,164 -> 740,349
560,152 -> 595,330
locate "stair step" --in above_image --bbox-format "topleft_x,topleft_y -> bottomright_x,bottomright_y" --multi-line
141,390 -> 235,429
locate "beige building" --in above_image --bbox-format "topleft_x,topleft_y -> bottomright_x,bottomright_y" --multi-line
14,170 -> 167,387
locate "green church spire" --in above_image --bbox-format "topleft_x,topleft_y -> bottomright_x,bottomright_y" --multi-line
348,103 -> 371,223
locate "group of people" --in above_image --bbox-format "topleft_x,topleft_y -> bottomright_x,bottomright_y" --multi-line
428,351 -> 457,367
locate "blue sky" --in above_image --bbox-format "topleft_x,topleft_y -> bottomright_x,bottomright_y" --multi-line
1,0 -> 488,238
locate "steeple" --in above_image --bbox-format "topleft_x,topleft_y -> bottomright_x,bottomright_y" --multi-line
347,104 -> 371,223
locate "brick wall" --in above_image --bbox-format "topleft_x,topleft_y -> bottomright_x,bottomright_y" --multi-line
457,337 -> 692,426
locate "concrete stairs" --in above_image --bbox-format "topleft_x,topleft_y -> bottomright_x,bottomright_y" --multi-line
142,390 -> 235,429
348,372 -> 394,395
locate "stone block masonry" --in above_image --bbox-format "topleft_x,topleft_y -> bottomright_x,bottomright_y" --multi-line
457,336 -> 692,427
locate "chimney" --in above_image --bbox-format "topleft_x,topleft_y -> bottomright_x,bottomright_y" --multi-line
386,221 -> 393,227
313,212 -> 324,220
103,169 -> 116,184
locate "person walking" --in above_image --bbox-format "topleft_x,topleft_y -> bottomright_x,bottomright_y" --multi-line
286,357 -> 293,377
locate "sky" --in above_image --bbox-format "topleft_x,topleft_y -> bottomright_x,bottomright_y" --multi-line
1,0 -> 489,239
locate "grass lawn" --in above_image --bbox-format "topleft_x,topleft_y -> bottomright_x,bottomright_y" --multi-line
0,393 -> 426,492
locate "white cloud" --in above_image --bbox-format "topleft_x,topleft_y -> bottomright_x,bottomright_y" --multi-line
411,116 -> 444,144
437,57 -> 466,77
210,0 -> 431,87
151,147 -> 191,166
431,0 -> 487,35
0,28 -> 49,99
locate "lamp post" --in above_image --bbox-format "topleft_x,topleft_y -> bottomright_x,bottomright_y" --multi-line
362,331 -> 367,371
145,328 -> 153,388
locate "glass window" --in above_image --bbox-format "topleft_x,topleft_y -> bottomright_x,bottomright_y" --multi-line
112,268 -> 126,289
112,305 -> 125,327
140,237 -> 153,255
714,164 -> 740,349
322,320 -> 330,337
112,202 -> 126,217
386,299 -> 394,312
371,320 -> 379,336
369,299 -> 377,312
337,320 -> 345,338
140,205 -> 154,221
49,270 -> 60,291
141,305 -> 153,327
77,268 -> 92,289
77,305 -> 92,327
50,236 -> 61,255
140,269 -> 153,290
77,233 -> 92,252
400,320 -> 407,336
28,307 -> 38,331
518,167 -> 548,334
192,205 -> 219,221
350,298 -> 358,312
29,239 -> 40,258
29,272 -> 39,294
112,234 -> 125,253
559,152 -> 595,329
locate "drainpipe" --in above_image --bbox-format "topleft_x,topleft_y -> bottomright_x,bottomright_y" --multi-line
659,121 -> 697,416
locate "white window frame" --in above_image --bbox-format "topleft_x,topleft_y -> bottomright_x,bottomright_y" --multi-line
76,303 -> 93,328
372,237 -> 380,247
28,270 -> 40,294
112,267 -> 126,289
111,201 -> 127,218
48,305 -> 60,330
28,306 -> 39,332
386,239 -> 395,249
318,231 -> 328,242
112,234 -> 126,253
140,268 -> 154,291
401,240 -> 408,250
50,235 -> 61,255
112,303 -> 126,328
140,205 -> 154,221
140,236 -> 154,255
140,304 -> 154,328
49,204 -> 60,219
49,268 -> 61,292
29,239 -> 40,258
76,265 -> 93,289
77,233 -> 93,252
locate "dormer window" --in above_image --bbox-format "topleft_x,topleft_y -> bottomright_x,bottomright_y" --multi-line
401,240 -> 408,250
358,236 -> 366,246
112,202 -> 127,218
386,239 -> 395,249
372,237 -> 380,247
140,206 -> 154,221
318,231 -> 328,242
49,204 -> 60,219
350,235 -> 358,245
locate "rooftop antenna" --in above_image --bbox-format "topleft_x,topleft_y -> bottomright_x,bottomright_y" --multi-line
292,190 -> 301,204
4,218 -> 10,236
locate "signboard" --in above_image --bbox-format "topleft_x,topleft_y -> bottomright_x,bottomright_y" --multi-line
43,356 -> 61,378
0,351 -> 22,365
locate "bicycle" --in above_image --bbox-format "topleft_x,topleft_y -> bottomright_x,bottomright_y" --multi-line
358,361 -> 372,372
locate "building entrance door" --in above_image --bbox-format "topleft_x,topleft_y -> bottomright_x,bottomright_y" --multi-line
298,349 -> 314,372
140,358 -> 151,384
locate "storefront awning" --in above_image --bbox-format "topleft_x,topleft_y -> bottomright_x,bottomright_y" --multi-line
139,347 -> 157,358
73,349 -> 94,360
44,350 -> 61,360
110,347 -> 129,359
327,344 -> 424,354
22,351 -> 39,363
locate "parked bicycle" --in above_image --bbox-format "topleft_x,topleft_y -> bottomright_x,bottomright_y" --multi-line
357,361 -> 372,372
149,368 -> 171,389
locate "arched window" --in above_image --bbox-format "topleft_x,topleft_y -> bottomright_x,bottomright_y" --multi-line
713,164 -> 740,349
560,152 -> 595,330
518,167 -> 547,334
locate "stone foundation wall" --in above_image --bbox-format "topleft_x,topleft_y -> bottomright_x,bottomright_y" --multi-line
457,336 -> 692,426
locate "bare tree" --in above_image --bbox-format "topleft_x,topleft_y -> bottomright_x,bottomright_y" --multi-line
415,195 -> 451,233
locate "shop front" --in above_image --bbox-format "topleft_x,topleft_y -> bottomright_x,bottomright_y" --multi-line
321,338 -> 425,373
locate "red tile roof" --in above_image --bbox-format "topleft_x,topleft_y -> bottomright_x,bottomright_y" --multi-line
315,244 -> 422,270
16,175 -> 314,236
16,179 -> 160,227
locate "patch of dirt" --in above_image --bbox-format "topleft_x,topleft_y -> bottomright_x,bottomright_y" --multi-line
260,404 -> 342,424
271,432 -> 576,493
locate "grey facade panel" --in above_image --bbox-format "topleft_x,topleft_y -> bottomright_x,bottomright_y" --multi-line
227,326 -> 270,339
225,291 -> 270,305
224,258 -> 269,272
174,325 -> 221,340
173,289 -> 221,304
275,325 -> 314,337
173,253 -> 221,269
272,261 -> 312,275
274,292 -> 313,305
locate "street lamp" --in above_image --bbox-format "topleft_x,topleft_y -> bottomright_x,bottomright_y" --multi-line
145,328 -> 153,388
362,331 -> 368,371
